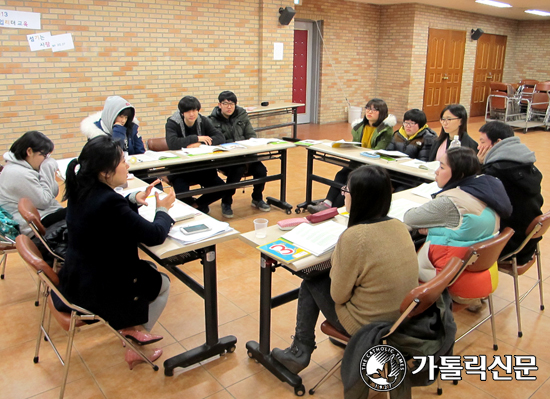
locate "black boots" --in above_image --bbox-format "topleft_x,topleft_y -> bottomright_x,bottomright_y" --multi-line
271,338 -> 315,374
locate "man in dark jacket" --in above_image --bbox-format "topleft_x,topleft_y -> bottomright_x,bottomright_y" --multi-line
209,91 -> 270,218
478,121 -> 543,263
386,109 -> 437,162
165,95 -> 227,214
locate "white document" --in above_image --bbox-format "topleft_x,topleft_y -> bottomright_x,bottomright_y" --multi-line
133,151 -> 178,162
236,138 -> 282,147
410,182 -> 441,199
138,190 -> 197,222
376,149 -> 409,158
326,139 -> 362,148
55,157 -> 76,180
177,145 -> 228,155
274,42 -> 284,60
219,142 -> 247,150
388,198 -> 422,222
27,32 -> 51,51
401,159 -> 440,172
50,33 -> 74,52
282,221 -> 347,257
168,219 -> 233,244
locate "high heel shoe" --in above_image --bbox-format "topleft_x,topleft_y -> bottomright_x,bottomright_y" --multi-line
125,348 -> 163,370
119,329 -> 163,345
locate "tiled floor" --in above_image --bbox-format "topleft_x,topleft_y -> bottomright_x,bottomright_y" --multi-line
1,117 -> 550,398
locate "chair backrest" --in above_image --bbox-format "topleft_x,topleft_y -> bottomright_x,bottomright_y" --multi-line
520,79 -> 539,87
499,212 -> 550,262
531,92 -> 550,111
489,82 -> 508,94
15,235 -> 59,285
466,227 -> 514,272
18,197 -> 46,236
535,82 -> 550,93
400,256 -> 466,318
147,137 -> 169,151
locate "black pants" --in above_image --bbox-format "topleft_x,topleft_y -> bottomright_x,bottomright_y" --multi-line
170,169 -> 228,207
220,161 -> 267,205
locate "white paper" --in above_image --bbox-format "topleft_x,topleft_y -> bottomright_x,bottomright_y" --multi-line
401,159 -> 440,172
138,190 -> 197,222
50,33 -> 74,52
133,150 -> 178,162
236,138 -> 282,147
168,219 -> 233,244
27,32 -> 51,51
55,157 -> 76,180
0,9 -> 41,29
388,198 -> 422,222
274,42 -> 284,60
376,149 -> 409,158
282,221 -> 347,257
323,139 -> 361,148
410,182 -> 441,199
177,145 -> 227,155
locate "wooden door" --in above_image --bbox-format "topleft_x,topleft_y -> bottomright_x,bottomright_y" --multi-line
470,34 -> 507,117
423,29 -> 466,122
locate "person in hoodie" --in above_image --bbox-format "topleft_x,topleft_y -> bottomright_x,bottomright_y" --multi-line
478,121 -> 543,264
404,147 -> 512,306
165,95 -> 226,214
208,91 -> 270,218
307,98 -> 396,213
80,96 -> 145,155
0,131 -> 65,236
386,109 -> 437,161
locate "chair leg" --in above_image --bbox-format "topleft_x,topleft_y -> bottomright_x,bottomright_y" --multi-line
536,246 -> 545,311
511,259 -> 523,338
33,289 -> 49,363
308,358 -> 342,395
59,311 -> 78,399
437,373 -> 442,395
109,325 -> 159,371
487,295 -> 498,350
0,252 -> 7,279
35,278 -> 42,307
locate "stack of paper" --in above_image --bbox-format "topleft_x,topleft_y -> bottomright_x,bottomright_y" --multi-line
281,221 -> 347,257
236,138 -> 284,147
168,219 -> 234,244
133,151 -> 179,162
375,149 -> 409,158
219,142 -> 247,150
138,189 -> 197,222
178,145 -> 228,155
410,182 -> 440,199
401,159 -> 440,172
323,139 -> 361,148
388,198 -> 422,222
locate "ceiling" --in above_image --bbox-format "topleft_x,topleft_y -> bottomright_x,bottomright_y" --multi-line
350,0 -> 550,20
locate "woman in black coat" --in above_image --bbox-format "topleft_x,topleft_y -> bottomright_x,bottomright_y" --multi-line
54,135 -> 175,369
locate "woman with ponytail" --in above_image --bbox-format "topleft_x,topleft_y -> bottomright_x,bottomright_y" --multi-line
56,135 -> 175,369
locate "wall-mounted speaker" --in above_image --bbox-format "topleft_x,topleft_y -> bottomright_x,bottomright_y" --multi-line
279,7 -> 296,25
471,28 -> 484,40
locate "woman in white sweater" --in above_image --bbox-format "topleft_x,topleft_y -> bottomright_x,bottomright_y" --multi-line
0,131 -> 65,236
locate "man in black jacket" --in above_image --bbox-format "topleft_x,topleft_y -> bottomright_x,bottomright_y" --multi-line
478,121 -> 543,263
165,96 -> 227,214
209,91 -> 270,218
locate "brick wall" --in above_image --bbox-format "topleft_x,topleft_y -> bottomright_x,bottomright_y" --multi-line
514,20 -> 550,82
0,0 -> 293,157
296,0 -> 380,125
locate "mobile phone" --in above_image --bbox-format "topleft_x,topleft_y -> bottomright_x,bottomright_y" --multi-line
180,224 -> 211,235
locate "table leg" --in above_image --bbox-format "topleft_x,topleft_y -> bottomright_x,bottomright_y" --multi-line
295,149 -> 315,214
163,245 -> 237,376
245,254 -> 305,396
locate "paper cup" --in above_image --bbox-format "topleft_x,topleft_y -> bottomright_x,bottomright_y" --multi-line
254,218 -> 268,238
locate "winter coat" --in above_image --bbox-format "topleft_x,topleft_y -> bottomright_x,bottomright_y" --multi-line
351,115 -> 397,150
165,113 -> 225,150
208,105 -> 256,141
386,125 -> 437,162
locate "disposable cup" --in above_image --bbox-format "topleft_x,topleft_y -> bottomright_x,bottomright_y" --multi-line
254,218 -> 268,238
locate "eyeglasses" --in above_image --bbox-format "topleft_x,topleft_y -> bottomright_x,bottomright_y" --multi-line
220,101 -> 235,107
39,152 -> 51,158
403,121 -> 418,127
440,117 -> 460,123
341,185 -> 350,196
365,108 -> 379,113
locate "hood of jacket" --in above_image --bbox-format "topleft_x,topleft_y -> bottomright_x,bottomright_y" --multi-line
355,114 -> 397,132
484,136 -> 536,165
438,174 -> 512,219
81,111 -> 140,140
169,111 -> 203,137
99,96 -> 135,135
3,151 -> 31,170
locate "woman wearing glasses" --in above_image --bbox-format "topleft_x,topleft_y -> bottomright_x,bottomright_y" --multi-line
0,131 -> 66,236
386,109 -> 437,162
308,99 -> 396,213
272,165 -> 418,375
428,104 -> 478,162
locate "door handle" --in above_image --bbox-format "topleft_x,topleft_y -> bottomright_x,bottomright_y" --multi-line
442,74 -> 449,80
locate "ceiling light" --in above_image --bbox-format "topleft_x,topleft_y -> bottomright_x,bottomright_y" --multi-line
475,0 -> 512,8
525,9 -> 550,16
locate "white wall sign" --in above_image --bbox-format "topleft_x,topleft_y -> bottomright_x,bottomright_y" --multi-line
51,33 -> 74,52
27,32 -> 51,51
274,42 -> 284,60
0,9 -> 41,30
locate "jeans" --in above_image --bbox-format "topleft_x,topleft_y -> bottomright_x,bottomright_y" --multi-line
170,169 -> 228,207
294,273 -> 347,348
221,161 -> 267,205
